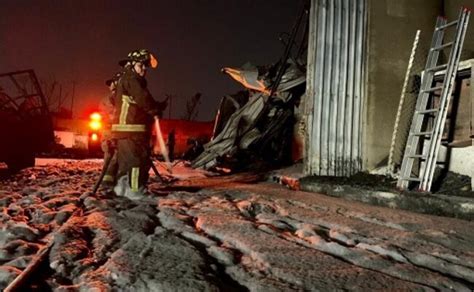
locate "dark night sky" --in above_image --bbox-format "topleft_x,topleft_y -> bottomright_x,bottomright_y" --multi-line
0,0 -> 300,120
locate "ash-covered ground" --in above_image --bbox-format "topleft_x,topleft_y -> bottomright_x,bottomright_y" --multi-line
1,159 -> 474,291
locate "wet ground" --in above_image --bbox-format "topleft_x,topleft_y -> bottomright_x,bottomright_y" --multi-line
301,170 -> 474,198
0,159 -> 473,291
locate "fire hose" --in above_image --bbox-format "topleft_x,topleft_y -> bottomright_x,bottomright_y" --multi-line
154,116 -> 172,174
5,194 -> 89,292
92,140 -> 116,195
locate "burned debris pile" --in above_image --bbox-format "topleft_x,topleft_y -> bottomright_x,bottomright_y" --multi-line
192,60 -> 306,172
192,5 -> 309,172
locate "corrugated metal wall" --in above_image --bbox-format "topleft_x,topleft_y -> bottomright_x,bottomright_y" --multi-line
304,0 -> 368,176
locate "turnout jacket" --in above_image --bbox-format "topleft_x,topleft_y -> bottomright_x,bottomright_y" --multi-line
111,68 -> 162,134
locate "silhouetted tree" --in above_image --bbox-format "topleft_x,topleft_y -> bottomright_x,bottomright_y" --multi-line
182,92 -> 201,121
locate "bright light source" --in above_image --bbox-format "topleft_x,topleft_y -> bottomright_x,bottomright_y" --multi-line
91,133 -> 99,141
90,112 -> 102,121
89,120 -> 102,130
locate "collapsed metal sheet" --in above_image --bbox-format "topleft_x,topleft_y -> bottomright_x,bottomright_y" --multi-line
222,63 -> 269,93
192,92 -> 267,169
222,60 -> 306,96
212,91 -> 250,139
193,3 -> 308,171
193,60 -> 306,170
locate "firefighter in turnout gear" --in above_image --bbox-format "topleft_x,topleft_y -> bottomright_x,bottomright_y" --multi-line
99,72 -> 123,190
112,49 -> 167,198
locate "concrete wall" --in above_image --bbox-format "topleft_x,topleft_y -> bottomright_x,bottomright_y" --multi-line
364,0 -> 442,169
445,0 -> 474,60
448,145 -> 474,188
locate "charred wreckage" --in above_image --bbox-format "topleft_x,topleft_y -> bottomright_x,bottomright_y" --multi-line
192,6 -> 309,173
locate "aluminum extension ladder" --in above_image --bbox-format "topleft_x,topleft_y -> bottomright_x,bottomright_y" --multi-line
397,8 -> 470,192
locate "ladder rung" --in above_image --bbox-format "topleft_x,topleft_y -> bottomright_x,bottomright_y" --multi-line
408,154 -> 426,159
416,109 -> 439,114
401,177 -> 421,182
431,42 -> 454,51
411,131 -> 432,136
436,20 -> 459,30
422,86 -> 443,93
426,63 -> 448,72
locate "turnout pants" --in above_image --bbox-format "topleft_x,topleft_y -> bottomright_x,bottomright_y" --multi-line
116,135 -> 151,194
101,139 -> 118,184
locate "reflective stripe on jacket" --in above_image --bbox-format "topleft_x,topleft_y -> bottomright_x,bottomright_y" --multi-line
111,68 -> 160,133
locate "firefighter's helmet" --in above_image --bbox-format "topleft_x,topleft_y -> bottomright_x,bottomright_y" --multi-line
119,49 -> 158,68
105,72 -> 124,86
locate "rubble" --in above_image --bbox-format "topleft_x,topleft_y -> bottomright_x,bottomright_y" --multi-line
192,60 -> 306,172
191,5 -> 308,173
